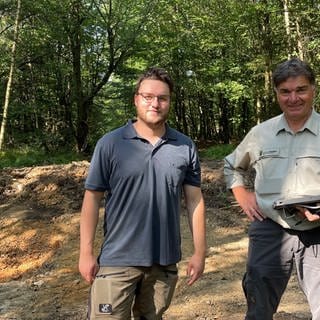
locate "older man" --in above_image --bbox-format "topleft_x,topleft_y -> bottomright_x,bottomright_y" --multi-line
224,58 -> 320,320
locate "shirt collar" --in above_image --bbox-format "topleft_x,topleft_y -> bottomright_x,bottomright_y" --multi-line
122,120 -> 137,139
122,120 -> 177,141
276,109 -> 318,136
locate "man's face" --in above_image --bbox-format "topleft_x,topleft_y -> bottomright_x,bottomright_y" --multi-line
134,79 -> 171,127
276,75 -> 315,123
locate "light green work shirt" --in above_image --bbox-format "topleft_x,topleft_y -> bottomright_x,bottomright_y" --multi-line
224,109 -> 320,230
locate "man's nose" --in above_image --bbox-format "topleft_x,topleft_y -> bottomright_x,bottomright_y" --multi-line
288,91 -> 299,102
151,96 -> 160,107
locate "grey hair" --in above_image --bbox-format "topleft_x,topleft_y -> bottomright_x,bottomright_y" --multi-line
272,57 -> 316,88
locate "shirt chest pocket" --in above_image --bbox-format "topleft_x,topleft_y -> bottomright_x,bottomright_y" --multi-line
296,153 -> 320,191
255,148 -> 289,179
296,154 -> 320,173
254,148 -> 288,195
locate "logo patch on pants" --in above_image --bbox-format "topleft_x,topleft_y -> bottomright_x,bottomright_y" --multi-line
99,303 -> 112,314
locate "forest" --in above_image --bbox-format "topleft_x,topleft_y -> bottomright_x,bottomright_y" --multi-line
1,0 -> 320,154
1,2 -> 318,319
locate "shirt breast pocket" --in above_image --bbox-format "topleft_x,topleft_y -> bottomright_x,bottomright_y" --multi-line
296,154 -> 320,191
256,148 -> 288,179
254,148 -> 288,195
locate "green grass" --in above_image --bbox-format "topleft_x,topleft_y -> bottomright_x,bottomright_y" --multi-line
198,144 -> 235,160
0,144 -> 235,169
0,147 -> 87,169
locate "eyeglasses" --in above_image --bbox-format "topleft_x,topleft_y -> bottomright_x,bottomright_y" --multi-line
137,92 -> 170,103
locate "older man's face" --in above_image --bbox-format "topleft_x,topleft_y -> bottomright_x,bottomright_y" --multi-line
276,75 -> 315,126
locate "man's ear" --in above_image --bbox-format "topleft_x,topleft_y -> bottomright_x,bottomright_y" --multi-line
133,94 -> 138,107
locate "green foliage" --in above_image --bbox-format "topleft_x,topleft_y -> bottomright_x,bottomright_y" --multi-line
2,0 -> 320,151
199,144 -> 235,160
0,147 -> 86,169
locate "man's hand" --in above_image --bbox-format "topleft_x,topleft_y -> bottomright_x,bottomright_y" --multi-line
186,253 -> 205,286
79,253 -> 99,284
297,207 -> 320,222
79,190 -> 103,284
232,186 -> 265,221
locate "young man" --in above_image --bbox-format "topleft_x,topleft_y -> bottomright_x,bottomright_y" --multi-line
224,58 -> 320,320
79,67 -> 206,319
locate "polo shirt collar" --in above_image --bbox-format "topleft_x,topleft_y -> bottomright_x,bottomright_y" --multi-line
122,119 -> 178,141
276,109 -> 318,136
122,120 -> 138,139
163,125 -> 178,141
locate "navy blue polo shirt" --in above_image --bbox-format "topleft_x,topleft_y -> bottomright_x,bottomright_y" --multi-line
85,120 -> 201,267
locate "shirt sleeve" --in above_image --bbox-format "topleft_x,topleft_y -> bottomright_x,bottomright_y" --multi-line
224,129 -> 255,190
184,140 -> 202,187
85,137 -> 110,191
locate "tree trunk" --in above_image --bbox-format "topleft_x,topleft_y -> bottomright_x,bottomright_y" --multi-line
69,0 -> 86,152
0,0 -> 21,150
295,16 -> 304,60
218,93 -> 230,144
283,0 -> 292,58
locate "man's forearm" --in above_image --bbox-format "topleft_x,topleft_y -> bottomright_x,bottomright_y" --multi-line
79,190 -> 103,256
190,198 -> 206,257
184,185 -> 206,256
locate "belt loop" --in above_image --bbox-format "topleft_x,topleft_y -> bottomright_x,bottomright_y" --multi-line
312,245 -> 318,258
296,236 -> 301,252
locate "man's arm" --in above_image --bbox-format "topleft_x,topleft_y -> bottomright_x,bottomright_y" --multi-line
232,186 -> 265,221
183,184 -> 206,286
79,189 -> 104,284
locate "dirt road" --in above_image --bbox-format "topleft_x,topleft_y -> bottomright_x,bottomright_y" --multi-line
0,160 -> 311,319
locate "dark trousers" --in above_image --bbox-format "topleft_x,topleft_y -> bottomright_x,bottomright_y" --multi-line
243,219 -> 320,320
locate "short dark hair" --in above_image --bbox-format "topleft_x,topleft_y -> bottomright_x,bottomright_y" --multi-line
272,57 -> 316,88
135,67 -> 174,94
